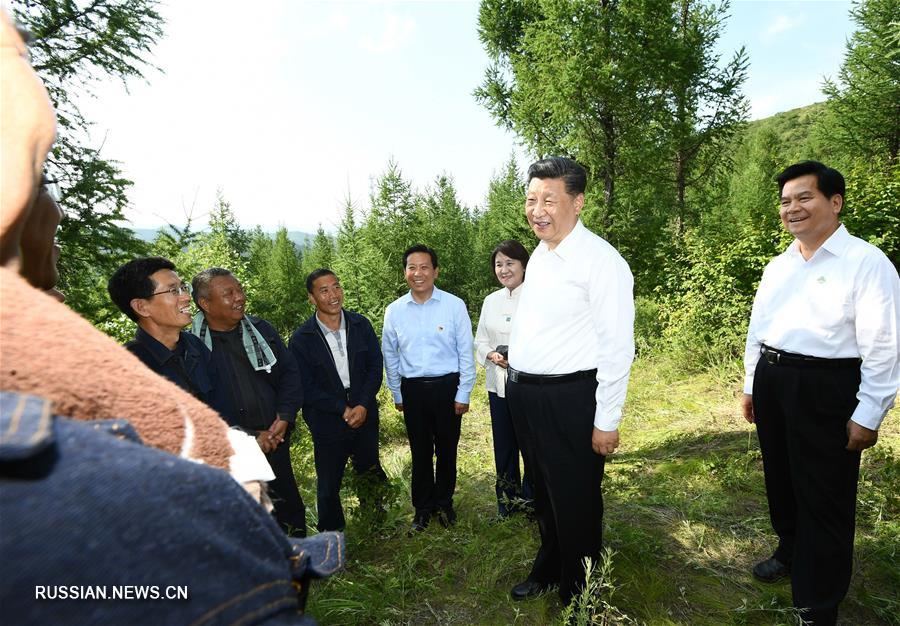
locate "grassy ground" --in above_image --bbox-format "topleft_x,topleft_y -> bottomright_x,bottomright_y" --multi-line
291,358 -> 900,625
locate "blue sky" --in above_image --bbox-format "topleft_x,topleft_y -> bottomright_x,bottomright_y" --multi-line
80,0 -> 853,233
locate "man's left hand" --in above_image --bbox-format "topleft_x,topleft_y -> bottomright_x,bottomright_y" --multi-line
267,418 -> 289,447
592,428 -> 619,456
454,402 -> 469,416
846,420 -> 878,451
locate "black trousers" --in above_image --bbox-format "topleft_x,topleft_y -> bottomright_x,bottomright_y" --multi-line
753,357 -> 862,626
266,427 -> 307,537
400,374 -> 461,514
312,422 -> 387,532
488,391 -> 534,516
507,375 -> 605,603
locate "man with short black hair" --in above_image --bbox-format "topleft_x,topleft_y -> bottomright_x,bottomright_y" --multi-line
742,160 -> 899,625
382,245 -> 476,534
108,256 -> 222,410
192,267 -> 307,537
507,157 -> 635,605
289,268 -> 388,532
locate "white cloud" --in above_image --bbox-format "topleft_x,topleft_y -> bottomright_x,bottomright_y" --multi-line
764,14 -> 804,40
358,14 -> 416,54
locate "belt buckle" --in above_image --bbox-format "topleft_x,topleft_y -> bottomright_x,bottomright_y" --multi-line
509,368 -> 519,383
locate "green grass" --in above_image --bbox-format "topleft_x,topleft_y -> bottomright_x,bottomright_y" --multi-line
291,358 -> 900,625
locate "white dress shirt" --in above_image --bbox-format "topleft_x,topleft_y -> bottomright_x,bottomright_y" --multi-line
743,224 -> 900,430
474,284 -> 522,398
509,220 -> 635,431
315,311 -> 351,389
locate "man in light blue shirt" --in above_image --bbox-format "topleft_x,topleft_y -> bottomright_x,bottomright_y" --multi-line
382,244 -> 476,534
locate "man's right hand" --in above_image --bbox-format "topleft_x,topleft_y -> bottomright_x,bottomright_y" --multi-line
741,394 -> 755,424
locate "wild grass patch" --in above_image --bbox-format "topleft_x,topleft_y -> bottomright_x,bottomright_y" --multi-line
292,358 -> 898,625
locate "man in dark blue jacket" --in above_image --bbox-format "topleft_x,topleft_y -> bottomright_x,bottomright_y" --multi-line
289,269 -> 388,532
192,267 -> 307,537
108,257 -> 229,416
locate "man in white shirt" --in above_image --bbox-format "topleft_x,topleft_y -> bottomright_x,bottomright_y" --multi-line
506,157 -> 635,604
742,161 -> 900,625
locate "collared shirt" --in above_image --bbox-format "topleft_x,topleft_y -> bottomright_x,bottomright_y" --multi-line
509,220 -> 635,431
126,327 -> 212,401
743,224 -> 900,430
315,311 -> 351,389
474,284 -> 522,398
382,286 -> 477,405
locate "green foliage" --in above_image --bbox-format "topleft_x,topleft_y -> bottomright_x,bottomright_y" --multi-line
296,358 -> 899,624
419,175 -> 477,317
476,0 -> 749,293
560,551 -> 637,625
822,0 -> 900,162
842,160 -> 900,268
12,0 -> 164,323
254,228 -> 308,337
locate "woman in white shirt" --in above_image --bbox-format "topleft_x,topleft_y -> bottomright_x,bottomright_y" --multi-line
474,240 -> 534,518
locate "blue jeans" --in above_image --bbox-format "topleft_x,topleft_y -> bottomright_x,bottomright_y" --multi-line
0,392 -> 339,625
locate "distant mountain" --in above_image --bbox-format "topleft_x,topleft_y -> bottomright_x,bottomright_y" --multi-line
132,228 -> 314,248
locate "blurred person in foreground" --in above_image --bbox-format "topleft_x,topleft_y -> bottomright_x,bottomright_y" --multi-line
473,240 -> 534,518
741,160 -> 900,625
289,268 -> 389,532
0,12 -> 340,623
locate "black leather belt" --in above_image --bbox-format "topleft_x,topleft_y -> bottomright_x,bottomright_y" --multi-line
402,373 -> 459,384
508,368 -> 596,385
761,345 -> 861,369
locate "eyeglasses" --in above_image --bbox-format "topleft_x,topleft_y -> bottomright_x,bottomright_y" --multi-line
150,282 -> 192,298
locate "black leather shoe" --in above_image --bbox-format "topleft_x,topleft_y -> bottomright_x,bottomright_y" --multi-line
436,507 -> 457,528
407,512 -> 430,536
510,580 -> 551,601
752,557 -> 790,583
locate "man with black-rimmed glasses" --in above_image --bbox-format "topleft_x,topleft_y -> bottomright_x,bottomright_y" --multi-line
108,256 -> 226,414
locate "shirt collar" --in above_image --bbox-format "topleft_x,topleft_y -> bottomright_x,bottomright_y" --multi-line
506,284 -> 523,298
534,220 -> 586,262
135,326 -> 183,365
787,223 -> 849,260
315,310 -> 345,335
402,286 -> 443,305
819,223 -> 850,257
